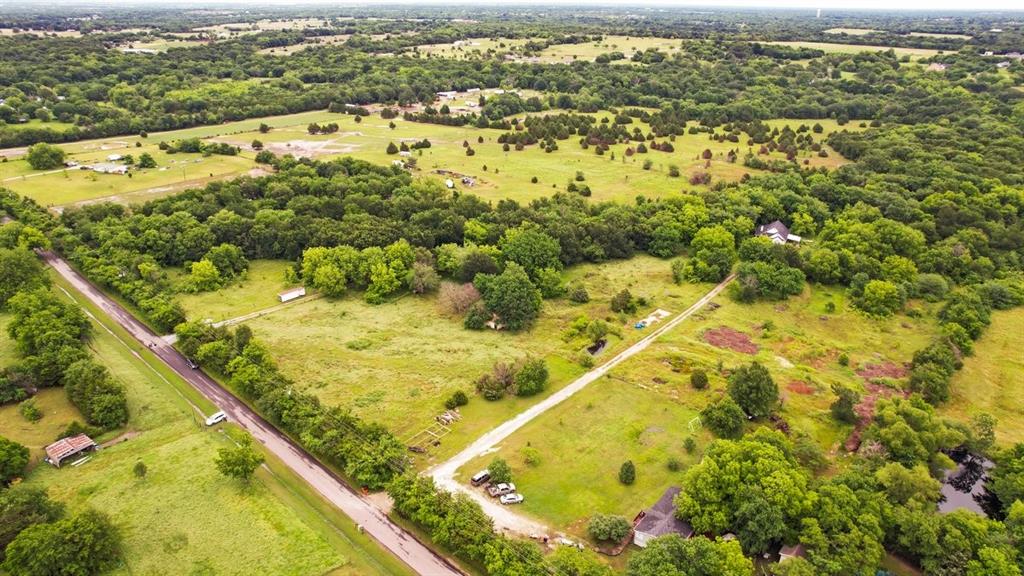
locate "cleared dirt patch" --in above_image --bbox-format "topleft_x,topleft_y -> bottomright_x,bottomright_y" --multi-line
703,326 -> 758,354
846,383 -> 910,452
856,361 -> 908,381
787,380 -> 815,395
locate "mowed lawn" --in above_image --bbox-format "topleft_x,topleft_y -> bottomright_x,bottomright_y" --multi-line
461,283 -> 943,536
940,307 -> 1024,446
186,256 -> 712,456
4,283 -> 405,576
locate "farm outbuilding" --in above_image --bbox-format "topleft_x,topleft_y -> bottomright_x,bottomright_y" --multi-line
632,486 -> 694,548
278,287 -> 307,303
755,220 -> 801,244
44,434 -> 97,468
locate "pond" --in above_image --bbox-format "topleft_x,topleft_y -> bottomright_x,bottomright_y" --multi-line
938,446 -> 1000,517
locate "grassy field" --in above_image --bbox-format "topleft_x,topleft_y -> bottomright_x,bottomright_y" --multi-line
537,35 -> 685,63
178,260 -> 300,321
414,37 -> 539,59
216,110 -> 855,204
824,28 -> 878,36
1,118 -> 76,132
0,388 -> 83,468
184,256 -> 712,459
939,307 -> 1024,447
0,107 -> 859,208
456,282 -> 942,537
1,276 -> 411,576
766,41 -> 942,59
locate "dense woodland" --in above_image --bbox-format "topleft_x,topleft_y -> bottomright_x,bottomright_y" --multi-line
0,5 -> 1023,576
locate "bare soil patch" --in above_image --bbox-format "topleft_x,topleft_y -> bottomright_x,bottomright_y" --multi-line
787,380 -> 815,395
845,383 -> 910,452
856,361 -> 909,381
703,326 -> 759,354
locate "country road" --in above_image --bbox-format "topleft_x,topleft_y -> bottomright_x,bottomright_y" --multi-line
41,251 -> 463,576
429,273 -> 737,536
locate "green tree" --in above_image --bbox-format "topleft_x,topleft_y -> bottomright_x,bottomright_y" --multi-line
499,226 -> 562,279
489,457 -> 512,484
610,289 -> 636,314
215,438 -> 264,484
0,436 -> 30,486
727,362 -> 778,418
136,152 -> 156,168
701,397 -> 746,439
2,509 -> 121,576
690,370 -> 709,390
0,487 -> 65,561
185,259 -> 222,292
514,358 -> 548,396
830,384 -> 860,424
132,460 -> 147,479
0,248 -> 50,308
626,534 -> 752,576
588,514 -> 631,542
876,462 -> 940,506
25,142 -> 65,170
857,280 -> 904,317
475,263 -> 542,331
619,460 -> 636,485
683,225 -> 737,283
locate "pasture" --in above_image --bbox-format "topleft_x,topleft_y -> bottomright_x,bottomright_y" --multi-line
0,106 -> 860,208
456,282 -> 943,535
766,40 -> 942,59
536,35 -> 685,63
5,278 -> 409,576
184,256 -> 712,455
939,307 -> 1024,446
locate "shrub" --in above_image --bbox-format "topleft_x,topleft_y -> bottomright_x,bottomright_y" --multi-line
619,460 -> 636,485
684,437 -> 697,454
18,399 -> 41,422
690,370 -> 708,390
568,283 -> 590,303
588,514 -> 631,542
610,289 -> 637,314
522,447 -> 541,467
133,460 -> 147,479
444,390 -> 469,410
514,358 -> 549,397
667,457 -> 682,471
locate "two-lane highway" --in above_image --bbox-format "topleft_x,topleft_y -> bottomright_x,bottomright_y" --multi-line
42,251 -> 463,576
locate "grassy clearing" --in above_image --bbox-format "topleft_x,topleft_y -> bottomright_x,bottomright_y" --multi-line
766,41 -> 941,59
459,283 -> 942,536
187,256 -> 711,457
219,110 -> 854,204
824,28 -> 879,36
0,388 -> 83,468
537,35 -> 685,64
1,106 -> 858,207
908,32 -> 972,39
1,118 -> 76,132
12,274 -> 408,576
414,37 -> 540,60
939,307 -> 1024,447
178,260 -> 299,321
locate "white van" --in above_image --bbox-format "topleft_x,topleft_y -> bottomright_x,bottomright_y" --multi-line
205,411 -> 227,426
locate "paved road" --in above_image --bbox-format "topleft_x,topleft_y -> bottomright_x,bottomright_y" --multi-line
42,251 -> 463,576
429,273 -> 737,535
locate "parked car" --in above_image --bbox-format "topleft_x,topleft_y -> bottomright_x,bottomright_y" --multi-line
185,357 -> 200,369
205,411 -> 227,426
471,470 -> 491,486
500,493 -> 524,505
487,482 -> 516,497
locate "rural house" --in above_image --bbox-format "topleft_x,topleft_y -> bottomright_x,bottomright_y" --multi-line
632,486 -> 694,548
44,434 -> 97,468
779,543 -> 807,563
755,220 -> 801,245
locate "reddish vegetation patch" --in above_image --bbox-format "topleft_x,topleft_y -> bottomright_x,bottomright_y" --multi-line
845,383 -> 910,452
787,380 -> 815,395
703,327 -> 759,354
856,361 -> 909,381
809,349 -> 839,370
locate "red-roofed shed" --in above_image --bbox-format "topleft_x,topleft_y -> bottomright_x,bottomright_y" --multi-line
44,434 -> 97,468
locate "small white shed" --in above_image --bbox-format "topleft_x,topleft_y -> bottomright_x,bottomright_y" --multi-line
278,287 -> 307,303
